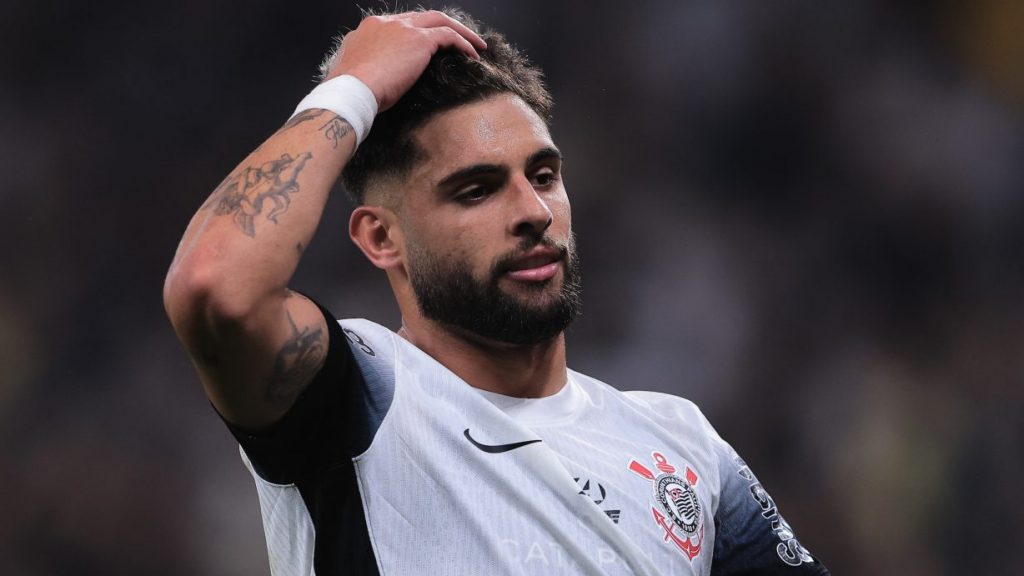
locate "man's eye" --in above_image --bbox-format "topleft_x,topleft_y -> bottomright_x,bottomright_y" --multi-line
532,170 -> 557,188
456,186 -> 489,203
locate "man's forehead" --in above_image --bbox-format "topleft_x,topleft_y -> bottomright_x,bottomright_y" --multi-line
411,94 -> 554,178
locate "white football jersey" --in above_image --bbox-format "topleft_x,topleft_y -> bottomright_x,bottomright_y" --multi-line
231,315 -> 828,576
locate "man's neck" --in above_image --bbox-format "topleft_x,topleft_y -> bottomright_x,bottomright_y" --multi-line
397,317 -> 568,398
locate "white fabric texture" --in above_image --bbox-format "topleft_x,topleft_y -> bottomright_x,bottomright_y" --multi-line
291,74 -> 378,146
241,448 -> 317,576
344,318 -> 726,575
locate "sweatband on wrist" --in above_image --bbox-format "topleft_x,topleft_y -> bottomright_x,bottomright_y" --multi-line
291,74 -> 378,147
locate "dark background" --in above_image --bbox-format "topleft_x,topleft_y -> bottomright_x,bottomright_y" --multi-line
2,0 -> 1022,574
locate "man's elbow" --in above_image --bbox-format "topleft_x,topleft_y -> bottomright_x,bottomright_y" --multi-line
163,252 -> 259,352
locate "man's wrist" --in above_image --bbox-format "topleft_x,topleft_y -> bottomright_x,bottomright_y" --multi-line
291,74 -> 378,147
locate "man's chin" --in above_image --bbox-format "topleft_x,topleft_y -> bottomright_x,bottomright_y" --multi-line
496,283 -> 566,311
453,323 -> 565,348
410,253 -> 580,347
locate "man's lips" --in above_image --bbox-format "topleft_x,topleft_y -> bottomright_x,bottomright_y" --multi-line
503,249 -> 562,282
506,261 -> 560,282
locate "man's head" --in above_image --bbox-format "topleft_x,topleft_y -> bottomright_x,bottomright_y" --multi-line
342,10 -> 580,347
330,8 -> 553,205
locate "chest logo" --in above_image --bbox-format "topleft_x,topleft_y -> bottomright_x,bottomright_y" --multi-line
629,452 -> 705,561
574,477 -> 621,524
464,428 -> 542,453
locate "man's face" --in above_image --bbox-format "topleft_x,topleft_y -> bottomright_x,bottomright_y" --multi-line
398,94 -> 580,345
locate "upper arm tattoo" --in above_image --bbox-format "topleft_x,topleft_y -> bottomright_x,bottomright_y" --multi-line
203,151 -> 313,237
265,310 -> 326,406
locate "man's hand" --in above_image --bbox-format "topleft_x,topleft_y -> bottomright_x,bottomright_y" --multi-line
325,10 -> 488,112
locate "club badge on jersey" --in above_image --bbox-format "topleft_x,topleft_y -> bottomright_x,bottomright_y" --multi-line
629,452 -> 706,561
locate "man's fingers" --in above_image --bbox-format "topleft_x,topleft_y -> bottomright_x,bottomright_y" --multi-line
425,26 -> 480,60
333,10 -> 488,110
406,10 -> 488,50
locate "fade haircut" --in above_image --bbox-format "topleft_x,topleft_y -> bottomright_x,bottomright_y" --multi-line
320,8 -> 553,205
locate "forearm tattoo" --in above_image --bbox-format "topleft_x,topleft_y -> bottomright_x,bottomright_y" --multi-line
265,310 -> 325,405
202,109 -> 352,236
282,108 -> 327,131
280,108 -> 353,148
203,151 -> 313,237
320,116 -> 352,149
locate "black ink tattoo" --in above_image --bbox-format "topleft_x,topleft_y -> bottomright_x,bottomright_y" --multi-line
320,117 -> 353,149
265,311 -> 325,405
281,108 -> 326,132
203,152 -> 313,237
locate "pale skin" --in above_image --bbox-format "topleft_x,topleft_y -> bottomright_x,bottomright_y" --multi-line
164,11 -> 570,431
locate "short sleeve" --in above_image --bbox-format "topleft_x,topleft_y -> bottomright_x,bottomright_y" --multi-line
222,299 -> 365,485
710,436 -> 830,575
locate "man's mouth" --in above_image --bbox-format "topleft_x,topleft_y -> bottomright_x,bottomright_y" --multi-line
503,248 -> 563,282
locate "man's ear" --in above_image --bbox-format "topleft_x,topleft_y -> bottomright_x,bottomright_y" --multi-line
349,205 -> 404,270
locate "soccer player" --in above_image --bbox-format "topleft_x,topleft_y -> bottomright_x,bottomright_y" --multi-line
164,8 -> 830,576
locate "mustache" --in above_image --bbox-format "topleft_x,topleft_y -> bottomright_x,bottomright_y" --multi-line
490,235 -> 572,277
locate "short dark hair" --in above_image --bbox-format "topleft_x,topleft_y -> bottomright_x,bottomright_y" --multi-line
326,8 -> 553,204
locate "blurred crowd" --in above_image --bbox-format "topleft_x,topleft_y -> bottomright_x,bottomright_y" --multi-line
2,0 -> 1021,574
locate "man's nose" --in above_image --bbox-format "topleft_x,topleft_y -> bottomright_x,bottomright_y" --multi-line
509,175 -> 553,237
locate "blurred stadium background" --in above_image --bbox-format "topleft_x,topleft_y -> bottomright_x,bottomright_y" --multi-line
2,0 -> 1022,574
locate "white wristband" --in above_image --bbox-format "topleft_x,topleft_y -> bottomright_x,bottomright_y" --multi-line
291,74 -> 379,147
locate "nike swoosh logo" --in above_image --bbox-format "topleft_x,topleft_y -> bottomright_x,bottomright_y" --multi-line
464,428 -> 542,453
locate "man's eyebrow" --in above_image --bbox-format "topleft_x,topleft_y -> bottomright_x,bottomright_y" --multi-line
435,146 -> 563,189
437,164 -> 506,189
526,146 -> 562,167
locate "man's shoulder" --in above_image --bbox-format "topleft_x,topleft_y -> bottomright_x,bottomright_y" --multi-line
335,318 -> 396,356
336,317 -> 394,335
622,388 -> 703,413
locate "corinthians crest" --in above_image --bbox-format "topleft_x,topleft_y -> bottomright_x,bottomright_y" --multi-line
629,452 -> 705,561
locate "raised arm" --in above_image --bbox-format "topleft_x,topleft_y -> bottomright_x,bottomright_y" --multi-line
163,11 -> 486,430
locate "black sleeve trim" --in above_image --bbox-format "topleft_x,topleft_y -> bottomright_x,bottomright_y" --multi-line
223,299 -> 361,485
711,450 -> 830,575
